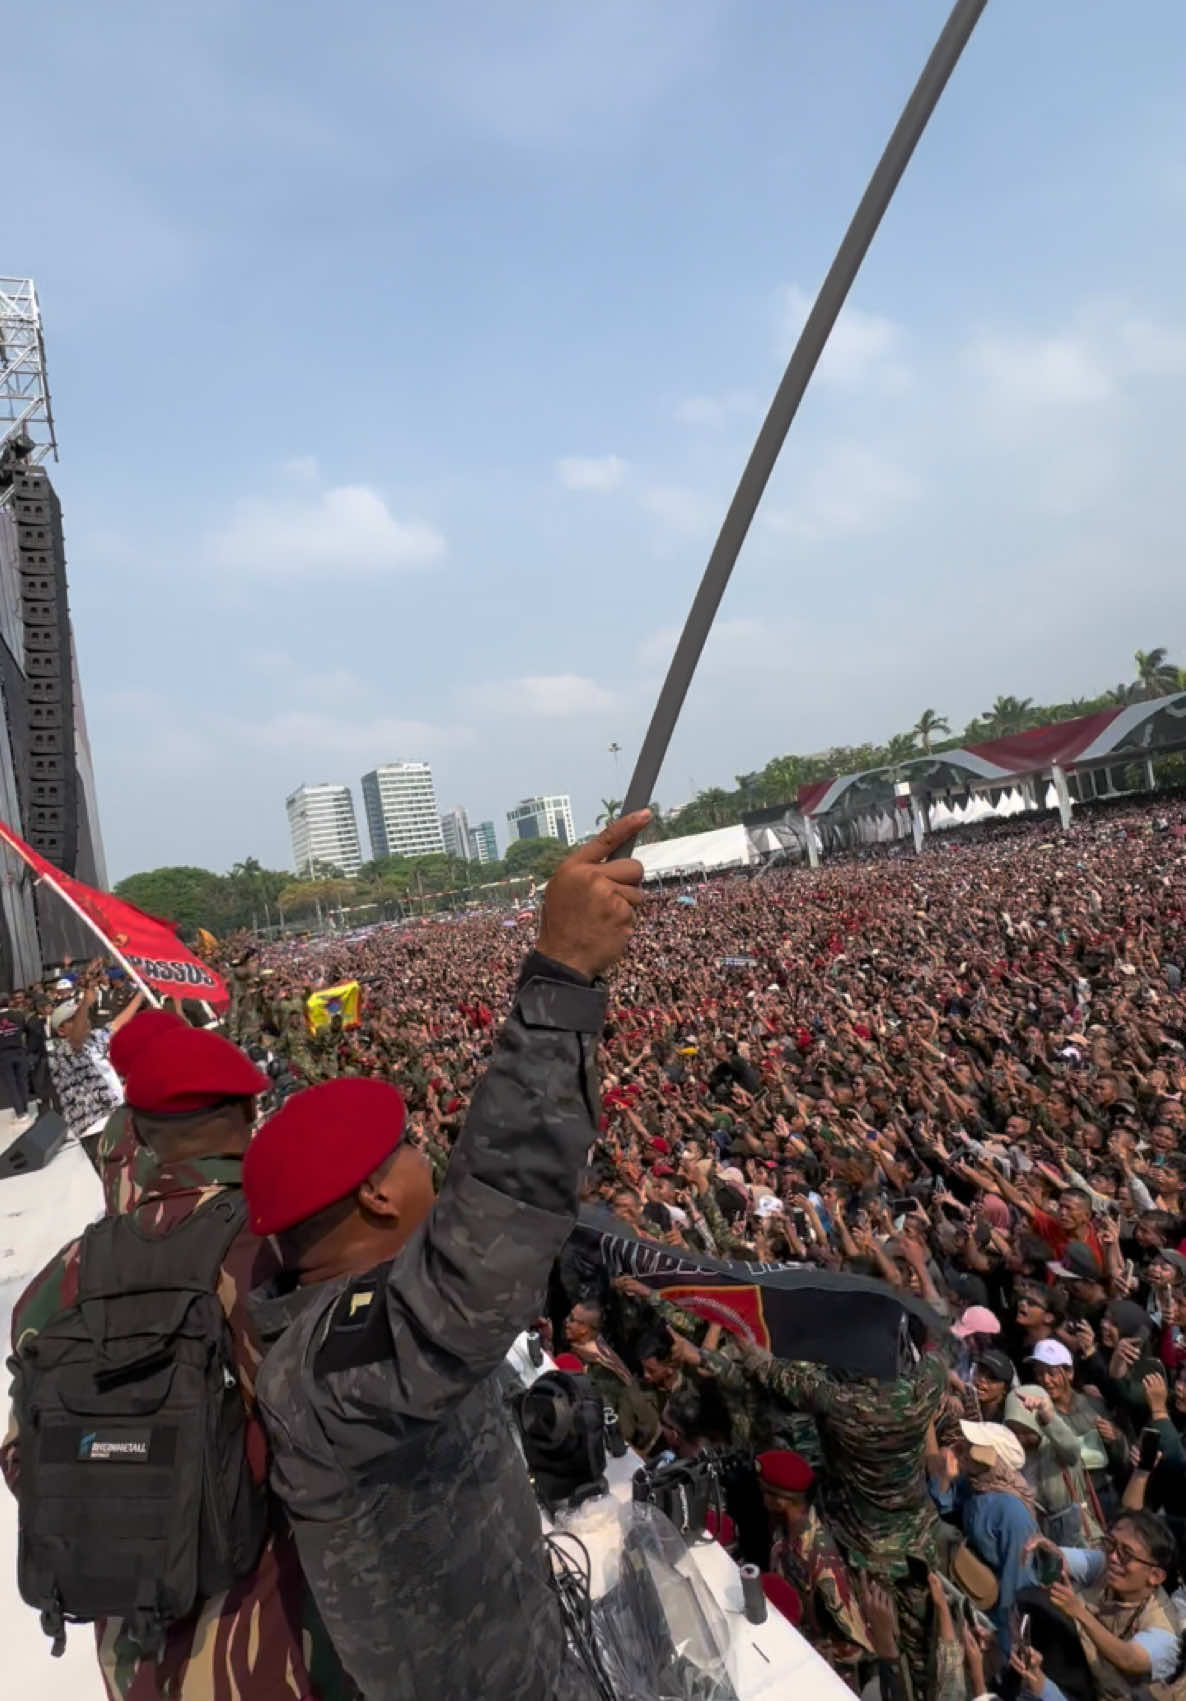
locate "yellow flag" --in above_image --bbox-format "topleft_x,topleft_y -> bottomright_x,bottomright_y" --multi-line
306,980 -> 362,1033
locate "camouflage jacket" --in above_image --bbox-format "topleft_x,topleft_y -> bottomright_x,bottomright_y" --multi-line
747,1350 -> 947,1578
3,1140 -> 356,1701
770,1506 -> 873,1667
249,953 -> 605,1701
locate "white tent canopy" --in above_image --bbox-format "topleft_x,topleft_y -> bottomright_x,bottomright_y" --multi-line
635,823 -> 758,882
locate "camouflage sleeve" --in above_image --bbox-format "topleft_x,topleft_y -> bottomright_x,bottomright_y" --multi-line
750,1352 -> 833,1414
933,1634 -> 967,1701
648,1292 -> 710,1343
699,1343 -> 748,1393
303,953 -> 607,1457
424,1136 -> 451,1193
699,1190 -> 746,1256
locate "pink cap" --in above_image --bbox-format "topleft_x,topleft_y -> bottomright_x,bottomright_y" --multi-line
952,1305 -> 1001,1340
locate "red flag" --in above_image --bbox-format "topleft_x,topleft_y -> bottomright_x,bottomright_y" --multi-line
0,819 -> 229,1009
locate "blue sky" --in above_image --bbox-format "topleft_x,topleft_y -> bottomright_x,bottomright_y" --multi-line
11,0 -> 1186,880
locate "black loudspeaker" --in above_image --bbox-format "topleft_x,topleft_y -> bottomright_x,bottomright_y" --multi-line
0,1109 -> 68,1179
515,1370 -> 607,1513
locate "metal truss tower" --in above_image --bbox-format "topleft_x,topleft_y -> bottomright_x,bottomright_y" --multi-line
0,277 -> 58,467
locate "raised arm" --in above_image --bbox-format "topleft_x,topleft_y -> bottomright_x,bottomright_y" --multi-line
358,815 -> 650,1427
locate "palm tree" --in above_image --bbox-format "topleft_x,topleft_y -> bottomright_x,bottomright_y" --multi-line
912,709 -> 949,753
596,798 -> 622,826
982,695 -> 1035,736
1102,682 -> 1135,706
882,732 -> 918,767
1132,647 -> 1179,701
696,787 -> 735,827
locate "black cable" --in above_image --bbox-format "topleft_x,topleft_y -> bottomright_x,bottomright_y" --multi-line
544,1530 -> 619,1701
615,0 -> 990,845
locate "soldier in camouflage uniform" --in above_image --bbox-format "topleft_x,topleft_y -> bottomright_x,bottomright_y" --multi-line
2,1019 -> 358,1701
242,817 -> 649,1701
740,1341 -> 948,1696
758,1449 -> 873,1676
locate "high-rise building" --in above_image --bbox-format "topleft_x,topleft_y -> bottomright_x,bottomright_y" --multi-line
286,783 -> 362,878
506,794 -> 576,847
470,820 -> 498,864
0,278 -> 108,987
440,805 -> 472,861
361,761 -> 444,860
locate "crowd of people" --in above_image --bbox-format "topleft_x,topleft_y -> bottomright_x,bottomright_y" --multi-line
225,797 -> 1186,1700
4,793 -> 1186,1701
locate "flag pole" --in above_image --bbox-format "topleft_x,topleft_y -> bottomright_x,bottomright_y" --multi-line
616,0 -> 989,834
31,874 -> 162,1008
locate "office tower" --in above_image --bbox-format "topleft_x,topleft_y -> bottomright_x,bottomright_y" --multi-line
286,783 -> 362,877
506,794 -> 576,847
440,804 -> 472,861
469,820 -> 498,864
361,761 -> 445,859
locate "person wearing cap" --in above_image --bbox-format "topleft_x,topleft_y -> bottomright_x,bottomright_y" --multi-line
243,815 -> 649,1701
951,1304 -> 1002,1380
46,981 -> 147,1154
2,1021 -> 358,1701
928,1420 -> 1039,1652
1004,1383 -> 1105,1547
1028,1337 -> 1113,1478
973,1347 -> 1018,1421
757,1449 -> 872,1674
1048,1240 -> 1110,1312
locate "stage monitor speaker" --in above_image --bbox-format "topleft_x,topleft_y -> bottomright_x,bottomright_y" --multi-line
0,1109 -> 69,1179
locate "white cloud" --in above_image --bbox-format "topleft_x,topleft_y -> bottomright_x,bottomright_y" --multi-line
1115,315 -> 1186,377
640,483 -> 715,536
779,286 -> 911,390
674,391 -> 755,427
965,331 -> 1113,407
242,710 -> 473,758
556,454 -> 627,491
763,442 -> 922,543
471,674 -> 618,717
210,478 -> 445,575
963,306 -> 1186,411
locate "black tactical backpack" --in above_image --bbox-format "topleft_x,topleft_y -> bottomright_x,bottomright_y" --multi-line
9,1192 -> 267,1658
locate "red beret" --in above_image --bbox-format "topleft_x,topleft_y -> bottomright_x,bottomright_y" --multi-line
242,1077 -> 406,1236
760,1573 -> 803,1625
108,1008 -> 186,1081
757,1449 -> 814,1495
650,1136 -> 670,1154
125,1025 -> 268,1115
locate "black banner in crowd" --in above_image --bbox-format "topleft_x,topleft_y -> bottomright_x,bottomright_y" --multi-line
573,1211 -> 946,1381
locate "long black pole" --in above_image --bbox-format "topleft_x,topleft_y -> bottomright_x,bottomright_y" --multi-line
617,0 -> 989,836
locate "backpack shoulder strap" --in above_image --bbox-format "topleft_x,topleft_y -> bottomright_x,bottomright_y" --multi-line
79,1192 -> 247,1302
76,1192 -> 248,1360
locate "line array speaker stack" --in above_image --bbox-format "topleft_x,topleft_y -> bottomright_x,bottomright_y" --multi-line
1,448 -> 79,873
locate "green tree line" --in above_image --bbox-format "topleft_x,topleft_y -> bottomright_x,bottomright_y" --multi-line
116,646 -> 1183,937
115,838 -> 571,940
